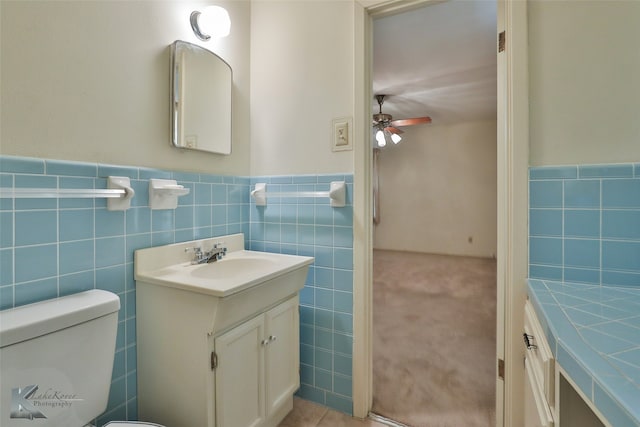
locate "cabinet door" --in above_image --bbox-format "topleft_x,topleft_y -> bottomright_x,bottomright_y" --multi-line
264,296 -> 300,415
215,315 -> 265,427
525,301 -> 555,406
525,357 -> 554,427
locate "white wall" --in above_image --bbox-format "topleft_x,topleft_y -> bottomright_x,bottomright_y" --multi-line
528,0 -> 640,166
249,0 -> 355,175
2,0 -> 358,176
374,119 -> 497,257
0,0 -> 251,175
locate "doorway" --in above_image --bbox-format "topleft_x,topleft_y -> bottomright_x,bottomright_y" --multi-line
352,1 -> 530,425
368,1 -> 498,425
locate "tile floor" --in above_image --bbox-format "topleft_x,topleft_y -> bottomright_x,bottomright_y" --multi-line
278,398 -> 387,427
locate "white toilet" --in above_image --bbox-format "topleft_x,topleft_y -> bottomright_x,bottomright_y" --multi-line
0,290 -> 165,427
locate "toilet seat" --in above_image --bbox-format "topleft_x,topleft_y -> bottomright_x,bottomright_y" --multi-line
103,422 -> 166,427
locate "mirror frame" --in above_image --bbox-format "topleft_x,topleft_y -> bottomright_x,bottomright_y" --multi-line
170,40 -> 233,155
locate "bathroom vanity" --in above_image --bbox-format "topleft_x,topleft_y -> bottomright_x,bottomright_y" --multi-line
524,298 -> 606,427
524,300 -> 556,427
134,234 -> 313,427
526,279 -> 640,427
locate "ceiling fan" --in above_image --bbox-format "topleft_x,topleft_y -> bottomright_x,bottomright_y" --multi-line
372,94 -> 432,147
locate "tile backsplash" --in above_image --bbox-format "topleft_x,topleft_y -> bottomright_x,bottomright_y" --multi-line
0,154 -> 355,422
249,175 -> 355,414
529,163 -> 640,287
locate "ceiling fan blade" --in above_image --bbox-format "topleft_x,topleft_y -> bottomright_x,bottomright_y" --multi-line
385,126 -> 404,135
390,116 -> 432,127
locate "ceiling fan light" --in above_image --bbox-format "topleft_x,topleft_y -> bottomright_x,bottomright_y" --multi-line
391,133 -> 402,144
383,129 -> 394,146
375,130 -> 387,147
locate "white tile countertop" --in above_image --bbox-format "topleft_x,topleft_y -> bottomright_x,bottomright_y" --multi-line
528,279 -> 640,427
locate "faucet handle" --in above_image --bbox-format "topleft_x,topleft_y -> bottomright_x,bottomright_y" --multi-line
213,242 -> 227,260
185,246 -> 205,264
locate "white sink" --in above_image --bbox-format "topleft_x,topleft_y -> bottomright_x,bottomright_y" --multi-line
189,254 -> 279,279
134,233 -> 314,298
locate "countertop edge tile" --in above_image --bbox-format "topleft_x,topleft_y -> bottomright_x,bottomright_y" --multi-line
527,279 -> 640,427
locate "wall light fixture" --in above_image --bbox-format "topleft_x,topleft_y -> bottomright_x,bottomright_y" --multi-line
190,6 -> 231,41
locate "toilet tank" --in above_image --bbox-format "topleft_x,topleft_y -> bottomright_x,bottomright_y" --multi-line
0,290 -> 120,427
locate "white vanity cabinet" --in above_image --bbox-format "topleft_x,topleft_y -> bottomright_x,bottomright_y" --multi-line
524,300 -> 555,427
136,281 -> 305,427
134,234 -> 313,427
524,301 -> 607,427
527,280 -> 637,427
214,296 -> 299,427
525,358 -> 554,427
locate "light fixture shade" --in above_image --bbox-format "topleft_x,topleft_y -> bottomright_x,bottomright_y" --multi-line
375,129 -> 387,147
382,129 -> 394,146
191,6 -> 231,41
391,133 -> 402,144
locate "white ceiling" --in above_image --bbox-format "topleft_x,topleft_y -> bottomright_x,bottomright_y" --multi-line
372,0 -> 497,125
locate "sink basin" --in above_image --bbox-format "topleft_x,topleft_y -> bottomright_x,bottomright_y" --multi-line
190,255 -> 279,279
134,234 -> 314,297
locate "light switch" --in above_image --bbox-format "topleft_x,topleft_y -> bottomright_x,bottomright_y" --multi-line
335,122 -> 349,146
331,117 -> 352,152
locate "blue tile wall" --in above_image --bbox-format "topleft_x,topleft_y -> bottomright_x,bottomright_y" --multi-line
248,174 -> 355,415
0,155 -> 251,425
0,156 -> 356,420
529,163 -> 640,286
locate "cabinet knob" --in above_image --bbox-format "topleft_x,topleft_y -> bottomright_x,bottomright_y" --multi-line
261,335 -> 277,346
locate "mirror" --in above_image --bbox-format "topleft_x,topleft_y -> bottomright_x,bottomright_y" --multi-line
170,40 -> 232,155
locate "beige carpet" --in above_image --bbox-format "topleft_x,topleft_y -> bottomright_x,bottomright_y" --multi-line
371,250 -> 497,427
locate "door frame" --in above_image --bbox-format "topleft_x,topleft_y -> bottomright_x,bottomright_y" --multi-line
351,1 -> 529,425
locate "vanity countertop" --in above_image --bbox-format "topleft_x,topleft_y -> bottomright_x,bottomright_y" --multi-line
527,279 -> 640,427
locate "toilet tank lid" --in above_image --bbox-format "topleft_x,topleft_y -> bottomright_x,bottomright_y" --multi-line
0,290 -> 120,348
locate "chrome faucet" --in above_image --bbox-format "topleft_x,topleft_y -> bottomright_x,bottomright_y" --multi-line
205,243 -> 227,263
185,243 -> 227,265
